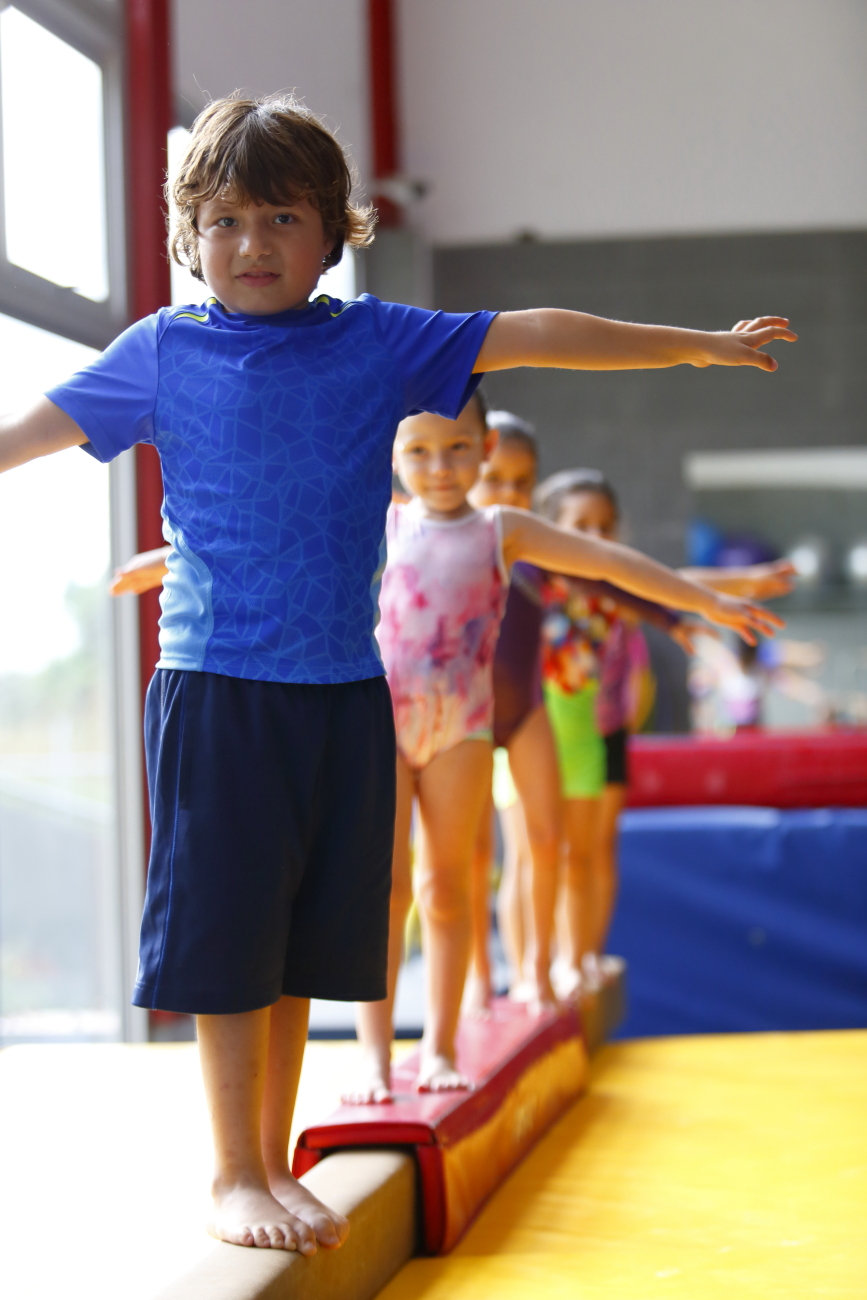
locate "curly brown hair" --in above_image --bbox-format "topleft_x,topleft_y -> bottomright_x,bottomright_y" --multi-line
168,94 -> 376,281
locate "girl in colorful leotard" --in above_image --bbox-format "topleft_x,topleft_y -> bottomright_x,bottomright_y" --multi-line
535,469 -> 796,997
344,397 -> 780,1104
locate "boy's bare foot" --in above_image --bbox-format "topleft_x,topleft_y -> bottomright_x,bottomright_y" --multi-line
416,1051 -> 473,1092
341,1047 -> 394,1104
462,969 -> 493,1020
208,1176 -> 320,1252
267,1169 -> 350,1250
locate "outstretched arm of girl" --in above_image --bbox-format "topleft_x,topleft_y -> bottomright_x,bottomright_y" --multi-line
500,508 -> 784,644
0,398 -> 87,474
110,546 -> 171,596
474,312 -> 797,374
680,559 -> 796,600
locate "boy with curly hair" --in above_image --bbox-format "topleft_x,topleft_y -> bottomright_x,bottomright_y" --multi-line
0,94 -> 795,1252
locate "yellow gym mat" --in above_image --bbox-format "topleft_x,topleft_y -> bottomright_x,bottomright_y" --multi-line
378,1031 -> 866,1300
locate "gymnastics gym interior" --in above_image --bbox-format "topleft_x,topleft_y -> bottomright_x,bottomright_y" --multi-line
0,2 -> 865,1297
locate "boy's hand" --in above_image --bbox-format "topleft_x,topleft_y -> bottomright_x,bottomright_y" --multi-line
697,590 -> 785,645
694,317 -> 798,372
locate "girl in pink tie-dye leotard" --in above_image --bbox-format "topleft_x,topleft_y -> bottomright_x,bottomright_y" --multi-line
345,395 -> 780,1106
377,498 -> 510,770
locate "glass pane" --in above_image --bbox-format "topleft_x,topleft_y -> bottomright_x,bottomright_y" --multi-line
1,7 -> 109,301
0,312 -> 121,1043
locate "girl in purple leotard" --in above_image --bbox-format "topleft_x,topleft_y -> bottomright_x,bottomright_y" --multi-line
467,433 -> 686,1007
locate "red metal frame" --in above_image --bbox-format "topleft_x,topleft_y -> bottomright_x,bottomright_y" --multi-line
368,0 -> 401,228
125,0 -> 171,715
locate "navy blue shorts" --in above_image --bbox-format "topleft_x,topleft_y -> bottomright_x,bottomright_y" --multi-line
133,670 -> 396,1014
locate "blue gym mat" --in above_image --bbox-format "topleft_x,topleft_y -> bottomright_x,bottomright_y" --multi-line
609,806 -> 867,1037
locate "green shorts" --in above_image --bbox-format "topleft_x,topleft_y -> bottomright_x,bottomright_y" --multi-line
544,681 -> 605,800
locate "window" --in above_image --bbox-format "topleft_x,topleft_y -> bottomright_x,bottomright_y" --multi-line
0,2 -> 140,1045
0,0 -> 125,348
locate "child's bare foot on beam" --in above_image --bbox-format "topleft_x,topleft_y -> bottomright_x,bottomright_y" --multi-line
208,1176 -> 319,1252
266,1169 -> 350,1250
527,969 -> 558,1015
341,1046 -> 394,1104
416,1051 -> 472,1092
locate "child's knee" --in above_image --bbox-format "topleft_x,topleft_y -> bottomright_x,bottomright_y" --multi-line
418,869 -> 469,926
564,848 -> 591,882
525,815 -> 560,862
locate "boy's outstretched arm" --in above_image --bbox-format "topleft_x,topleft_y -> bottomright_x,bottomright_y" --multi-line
500,508 -> 784,644
0,398 -> 87,474
474,312 -> 797,373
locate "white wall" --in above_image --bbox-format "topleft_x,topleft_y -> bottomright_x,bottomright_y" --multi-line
171,1 -> 867,247
172,0 -> 370,184
399,0 -> 867,245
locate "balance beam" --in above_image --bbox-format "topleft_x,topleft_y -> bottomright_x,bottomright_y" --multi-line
150,963 -> 625,1298
296,1000 -> 586,1253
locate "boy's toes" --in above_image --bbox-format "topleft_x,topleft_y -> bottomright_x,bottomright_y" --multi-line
209,1182 -> 315,1251
271,1224 -> 296,1250
268,1173 -> 350,1250
295,1230 -> 318,1256
310,1208 -> 348,1249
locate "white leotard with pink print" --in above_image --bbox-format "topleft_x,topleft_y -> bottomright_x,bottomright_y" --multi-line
377,499 -> 510,770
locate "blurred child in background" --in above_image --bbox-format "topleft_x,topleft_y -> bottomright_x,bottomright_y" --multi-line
535,470 -> 798,994
464,410 -> 562,1012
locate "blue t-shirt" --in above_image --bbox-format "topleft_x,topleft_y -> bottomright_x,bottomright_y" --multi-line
48,294 -> 495,684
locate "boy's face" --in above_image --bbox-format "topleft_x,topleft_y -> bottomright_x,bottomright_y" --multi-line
196,193 -> 335,314
470,440 -> 537,510
393,407 -> 496,519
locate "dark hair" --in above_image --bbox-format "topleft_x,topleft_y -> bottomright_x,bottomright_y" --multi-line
534,468 -> 619,522
169,93 -> 375,281
486,409 -> 538,463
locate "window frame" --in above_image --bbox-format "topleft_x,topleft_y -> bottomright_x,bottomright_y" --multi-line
0,0 -> 147,1044
0,0 -> 127,348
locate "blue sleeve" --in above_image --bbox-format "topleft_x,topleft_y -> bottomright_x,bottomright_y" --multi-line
45,313 -> 161,463
364,295 -> 497,418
